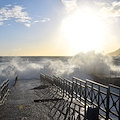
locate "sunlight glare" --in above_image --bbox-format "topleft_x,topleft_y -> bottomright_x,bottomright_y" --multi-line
61,8 -> 106,54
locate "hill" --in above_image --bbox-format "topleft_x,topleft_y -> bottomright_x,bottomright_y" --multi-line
108,48 -> 120,56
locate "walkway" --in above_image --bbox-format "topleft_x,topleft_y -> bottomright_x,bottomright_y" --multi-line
0,79 -> 84,120
0,79 -> 51,120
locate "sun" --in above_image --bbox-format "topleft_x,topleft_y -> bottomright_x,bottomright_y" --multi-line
61,8 -> 106,54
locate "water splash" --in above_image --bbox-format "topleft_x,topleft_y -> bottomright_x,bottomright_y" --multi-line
0,51 -> 119,87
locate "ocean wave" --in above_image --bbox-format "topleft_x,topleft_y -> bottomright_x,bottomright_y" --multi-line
0,51 -> 119,87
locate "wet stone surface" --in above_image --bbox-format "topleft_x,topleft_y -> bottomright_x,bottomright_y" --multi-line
0,79 -> 51,120
0,79 -> 84,120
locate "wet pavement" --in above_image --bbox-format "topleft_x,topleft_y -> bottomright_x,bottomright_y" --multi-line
0,79 -> 84,120
0,79 -> 51,120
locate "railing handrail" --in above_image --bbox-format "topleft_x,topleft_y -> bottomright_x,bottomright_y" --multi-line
109,83 -> 120,89
86,79 -> 108,89
73,76 -> 86,83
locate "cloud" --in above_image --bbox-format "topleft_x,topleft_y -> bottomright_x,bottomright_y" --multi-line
33,18 -> 50,24
62,0 -> 120,19
0,5 -> 31,27
24,23 -> 31,27
94,1 -> 106,7
5,4 -> 12,7
96,1 -> 120,18
112,1 -> 120,7
8,24 -> 11,26
0,22 -> 3,25
33,20 -> 40,23
40,18 -> 50,22
61,0 -> 77,12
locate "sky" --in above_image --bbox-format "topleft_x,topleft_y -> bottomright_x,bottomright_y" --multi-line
0,0 -> 120,56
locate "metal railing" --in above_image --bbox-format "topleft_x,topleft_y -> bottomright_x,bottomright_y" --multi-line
109,84 -> 120,120
0,79 -> 9,105
40,74 -> 120,120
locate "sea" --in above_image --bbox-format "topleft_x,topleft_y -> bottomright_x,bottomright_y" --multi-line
0,51 -> 120,87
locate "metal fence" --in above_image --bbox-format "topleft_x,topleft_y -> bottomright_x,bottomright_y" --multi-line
40,73 -> 120,120
0,79 -> 9,105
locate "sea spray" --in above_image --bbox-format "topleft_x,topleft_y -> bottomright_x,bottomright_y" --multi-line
0,57 -> 43,87
69,51 -> 112,76
0,51 -> 119,87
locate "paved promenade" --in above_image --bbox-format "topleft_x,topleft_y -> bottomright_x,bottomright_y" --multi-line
0,79 -> 84,120
0,79 -> 53,120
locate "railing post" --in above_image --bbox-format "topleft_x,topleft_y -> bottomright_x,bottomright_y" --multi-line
106,85 -> 110,120
75,79 -> 77,99
64,78 -> 65,97
119,89 -> 120,120
91,83 -> 93,105
98,85 -> 100,116
0,85 -> 1,104
84,80 -> 87,120
79,81 -> 81,102
65,79 -> 67,97
71,77 -> 74,101
62,78 -> 65,98
14,76 -> 18,86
